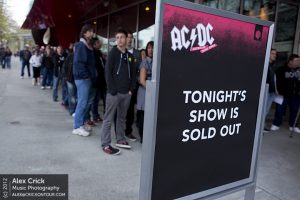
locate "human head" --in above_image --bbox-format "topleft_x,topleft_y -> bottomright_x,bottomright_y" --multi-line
146,41 -> 154,58
34,50 -> 39,55
68,43 -> 74,53
45,46 -> 51,56
140,49 -> 146,60
92,37 -> 102,50
115,28 -> 127,49
287,54 -> 300,69
57,46 -> 63,55
126,30 -> 134,49
80,24 -> 94,40
270,48 -> 277,63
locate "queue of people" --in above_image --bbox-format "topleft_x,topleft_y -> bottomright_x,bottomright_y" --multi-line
16,24 -> 153,156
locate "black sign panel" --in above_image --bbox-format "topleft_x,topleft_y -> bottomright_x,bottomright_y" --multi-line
148,1 -> 272,200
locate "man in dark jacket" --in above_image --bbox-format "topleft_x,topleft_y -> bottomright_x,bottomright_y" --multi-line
72,24 -> 97,137
123,30 -> 141,141
63,45 -> 76,115
271,54 -> 300,133
264,49 -> 277,132
53,46 -> 66,102
101,28 -> 137,155
20,44 -> 32,78
91,37 -> 106,122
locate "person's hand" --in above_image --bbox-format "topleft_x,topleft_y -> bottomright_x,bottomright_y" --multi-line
129,91 -> 132,95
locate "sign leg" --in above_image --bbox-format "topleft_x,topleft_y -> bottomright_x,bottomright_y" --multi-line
244,185 -> 255,200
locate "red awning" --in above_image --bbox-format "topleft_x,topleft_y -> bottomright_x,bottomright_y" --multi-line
22,0 -> 100,47
22,0 -> 156,48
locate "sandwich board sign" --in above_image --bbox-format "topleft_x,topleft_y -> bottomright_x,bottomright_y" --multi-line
139,0 -> 274,199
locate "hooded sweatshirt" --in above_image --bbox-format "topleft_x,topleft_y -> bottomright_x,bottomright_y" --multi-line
276,65 -> 300,97
105,46 -> 136,95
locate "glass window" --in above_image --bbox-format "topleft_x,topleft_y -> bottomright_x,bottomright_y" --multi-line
275,3 -> 299,42
218,0 -> 240,13
243,0 -> 276,21
109,6 -> 137,38
95,16 -> 109,55
201,0 -> 240,13
136,25 -> 155,49
108,6 -> 137,51
137,1 -> 156,49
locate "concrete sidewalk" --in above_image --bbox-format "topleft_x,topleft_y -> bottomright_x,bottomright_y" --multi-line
0,57 -> 300,200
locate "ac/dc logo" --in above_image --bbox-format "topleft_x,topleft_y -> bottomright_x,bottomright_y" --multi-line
170,23 -> 217,53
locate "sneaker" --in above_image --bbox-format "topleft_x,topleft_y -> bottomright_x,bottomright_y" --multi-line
41,86 -> 45,90
126,134 -> 137,142
103,145 -> 121,155
116,140 -> 131,149
46,86 -> 51,89
289,127 -> 300,133
83,124 -> 92,132
270,124 -> 280,131
72,127 -> 90,136
263,128 -> 270,133
20,76 -> 24,79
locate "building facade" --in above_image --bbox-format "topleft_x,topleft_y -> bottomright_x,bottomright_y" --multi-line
80,0 -> 299,65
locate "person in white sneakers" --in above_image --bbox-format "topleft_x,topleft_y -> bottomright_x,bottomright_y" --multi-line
72,24 -> 97,137
270,54 -> 300,133
29,49 -> 42,86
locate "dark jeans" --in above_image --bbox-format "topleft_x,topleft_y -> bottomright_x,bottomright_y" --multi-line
5,57 -> 11,69
125,91 -> 137,135
21,61 -> 31,77
1,57 -> 5,68
53,75 -> 67,102
137,110 -> 144,142
272,96 -> 300,127
92,88 -> 106,119
67,81 -> 77,115
42,68 -> 53,87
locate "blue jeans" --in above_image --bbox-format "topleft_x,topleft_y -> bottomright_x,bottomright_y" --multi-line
53,75 -> 68,102
42,68 -> 53,87
53,75 -> 62,101
5,57 -> 11,69
67,81 -> 77,115
272,96 -> 300,127
21,61 -> 31,77
74,79 -> 92,129
264,93 -> 275,124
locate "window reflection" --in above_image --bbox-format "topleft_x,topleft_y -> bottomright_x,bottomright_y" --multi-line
243,0 -> 276,21
201,0 -> 240,13
137,25 -> 154,49
275,3 -> 299,42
